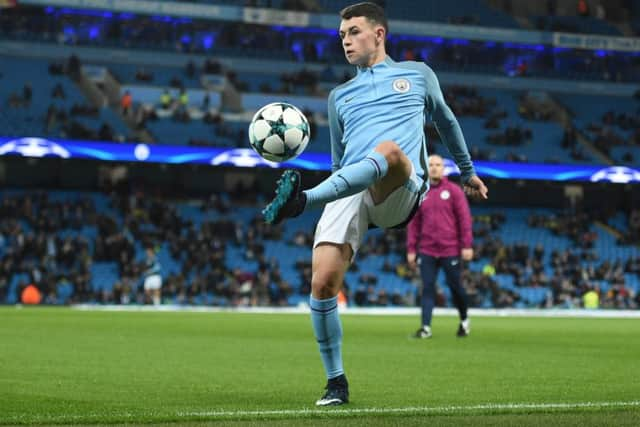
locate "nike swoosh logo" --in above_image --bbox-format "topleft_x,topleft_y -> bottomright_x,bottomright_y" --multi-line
344,96 -> 355,103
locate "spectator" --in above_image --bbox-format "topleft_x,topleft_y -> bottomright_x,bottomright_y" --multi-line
22,83 -> 32,106
21,284 -> 42,305
169,76 -> 183,88
51,83 -> 66,99
160,89 -> 172,109
201,92 -> 210,111
595,2 -> 606,20
121,90 -> 132,116
577,0 -> 590,17
66,54 -> 81,81
185,60 -> 196,78
582,285 -> 599,308
98,123 -> 115,141
516,60 -> 528,77
48,62 -> 64,75
135,67 -> 153,82
203,58 -> 222,74
178,88 -> 188,109
45,105 -> 58,132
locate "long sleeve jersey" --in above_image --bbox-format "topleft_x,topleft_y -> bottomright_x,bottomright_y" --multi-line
144,257 -> 161,278
328,56 -> 475,186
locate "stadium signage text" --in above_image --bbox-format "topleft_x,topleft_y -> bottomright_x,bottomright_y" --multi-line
553,32 -> 640,52
243,7 -> 310,27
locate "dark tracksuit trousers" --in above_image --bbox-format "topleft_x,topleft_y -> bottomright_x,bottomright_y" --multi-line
419,254 -> 469,326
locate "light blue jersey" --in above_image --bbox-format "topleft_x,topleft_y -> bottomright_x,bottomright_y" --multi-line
328,56 -> 475,185
144,257 -> 161,278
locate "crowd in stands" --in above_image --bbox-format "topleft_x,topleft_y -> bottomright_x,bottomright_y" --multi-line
586,109 -> 640,163
615,208 -> 640,246
1,185 -> 638,310
8,52 -> 613,164
1,45 -> 633,165
2,53 -> 126,142
6,83 -> 32,109
430,86 -> 577,164
0,193 -> 95,304
54,0 -> 629,39
470,210 -> 638,309
1,5 -> 639,82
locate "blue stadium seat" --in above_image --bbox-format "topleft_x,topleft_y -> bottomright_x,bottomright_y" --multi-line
90,262 -> 119,292
0,56 -> 128,140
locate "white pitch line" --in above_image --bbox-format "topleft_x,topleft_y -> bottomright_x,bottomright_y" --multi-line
180,400 -> 640,418
70,304 -> 640,319
4,401 -> 638,423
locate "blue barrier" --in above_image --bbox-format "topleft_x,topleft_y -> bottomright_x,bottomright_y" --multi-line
1,136 -> 639,184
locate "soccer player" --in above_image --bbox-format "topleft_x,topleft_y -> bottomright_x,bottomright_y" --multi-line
262,2 -> 488,406
407,154 -> 473,339
142,247 -> 162,305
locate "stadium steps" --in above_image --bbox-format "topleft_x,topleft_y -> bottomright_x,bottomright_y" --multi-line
556,93 -> 639,165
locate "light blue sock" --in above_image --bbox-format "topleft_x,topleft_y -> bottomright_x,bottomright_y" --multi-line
310,295 -> 344,380
304,151 -> 389,211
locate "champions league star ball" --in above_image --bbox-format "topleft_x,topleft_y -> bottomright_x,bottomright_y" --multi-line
248,102 -> 310,162
0,137 -> 70,158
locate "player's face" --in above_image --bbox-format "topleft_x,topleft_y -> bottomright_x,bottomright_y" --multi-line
339,17 -> 384,67
428,156 -> 444,181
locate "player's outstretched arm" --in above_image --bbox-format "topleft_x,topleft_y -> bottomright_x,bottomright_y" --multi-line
422,64 -> 488,200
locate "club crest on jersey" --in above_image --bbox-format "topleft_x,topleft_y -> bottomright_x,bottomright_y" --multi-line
440,190 -> 451,200
392,78 -> 410,93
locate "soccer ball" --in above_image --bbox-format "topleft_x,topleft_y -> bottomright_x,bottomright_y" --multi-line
248,102 -> 310,162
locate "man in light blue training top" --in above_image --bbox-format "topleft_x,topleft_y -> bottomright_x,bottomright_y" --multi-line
263,2 -> 488,406
142,246 -> 162,306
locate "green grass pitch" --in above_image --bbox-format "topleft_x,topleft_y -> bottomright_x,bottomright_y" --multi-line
1,307 -> 639,426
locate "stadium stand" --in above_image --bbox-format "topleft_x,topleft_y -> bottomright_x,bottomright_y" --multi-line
0,0 -> 639,310
1,2 -> 638,165
634,0 -> 640,35
0,188 -> 638,309
113,0 -> 520,28
2,6 -> 639,82
558,93 -> 640,165
1,50 -> 610,163
0,56 -> 129,141
535,15 -> 622,36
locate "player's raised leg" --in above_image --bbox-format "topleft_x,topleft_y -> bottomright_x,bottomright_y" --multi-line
263,140 -> 412,224
367,141 -> 413,205
310,242 -> 351,406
